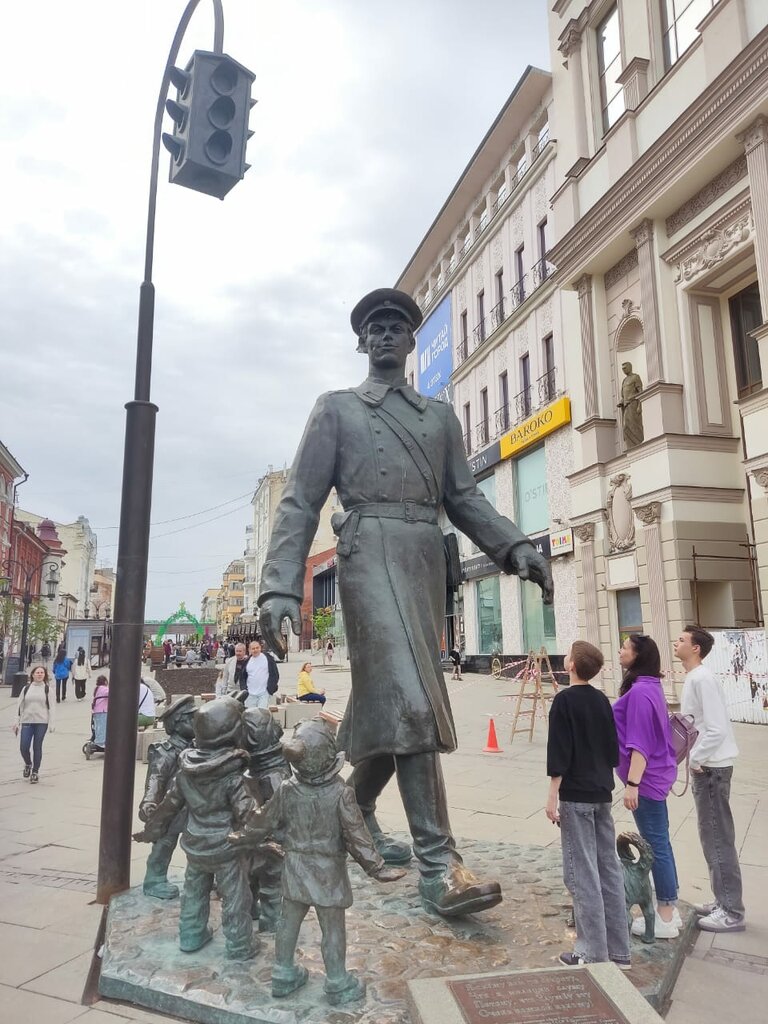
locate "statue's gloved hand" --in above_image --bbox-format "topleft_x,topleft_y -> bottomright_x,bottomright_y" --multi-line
259,596 -> 302,657
138,801 -> 157,823
132,829 -> 150,843
507,544 -> 555,605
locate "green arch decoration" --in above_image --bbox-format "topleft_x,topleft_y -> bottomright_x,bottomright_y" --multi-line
153,601 -> 204,646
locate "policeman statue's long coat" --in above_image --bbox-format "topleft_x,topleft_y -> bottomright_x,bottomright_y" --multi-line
259,379 -> 530,765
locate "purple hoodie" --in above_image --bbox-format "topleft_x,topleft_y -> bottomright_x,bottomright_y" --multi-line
613,675 -> 676,800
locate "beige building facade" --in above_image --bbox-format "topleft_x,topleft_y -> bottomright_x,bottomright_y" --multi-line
16,510 -> 97,621
399,66 -> 577,660
547,0 -> 768,679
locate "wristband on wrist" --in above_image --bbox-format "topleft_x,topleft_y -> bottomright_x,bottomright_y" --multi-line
626,780 -> 640,787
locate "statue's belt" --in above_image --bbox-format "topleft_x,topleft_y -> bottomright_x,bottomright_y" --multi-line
332,502 -> 438,556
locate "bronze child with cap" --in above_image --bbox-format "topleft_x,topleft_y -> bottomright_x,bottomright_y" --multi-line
138,694 -> 197,899
229,718 -> 405,1004
134,697 -> 258,961
257,288 -> 554,918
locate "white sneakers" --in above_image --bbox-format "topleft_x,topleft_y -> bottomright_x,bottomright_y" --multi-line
696,907 -> 746,932
631,908 -> 681,939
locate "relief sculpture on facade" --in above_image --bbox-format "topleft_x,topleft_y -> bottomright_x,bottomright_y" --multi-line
606,473 -> 635,553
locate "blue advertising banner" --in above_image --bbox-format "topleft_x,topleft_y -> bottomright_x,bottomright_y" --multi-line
416,293 -> 453,398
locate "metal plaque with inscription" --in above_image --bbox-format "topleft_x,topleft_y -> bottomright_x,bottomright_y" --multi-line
448,971 -> 631,1024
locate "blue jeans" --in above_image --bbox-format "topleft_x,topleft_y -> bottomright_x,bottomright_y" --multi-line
298,693 -> 326,705
633,795 -> 678,904
245,692 -> 270,709
692,767 -> 744,918
559,801 -> 631,964
20,723 -> 48,772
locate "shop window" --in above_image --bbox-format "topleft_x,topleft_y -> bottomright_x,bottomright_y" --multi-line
472,475 -> 496,554
521,580 -> 557,653
729,281 -> 762,397
477,575 -> 503,653
616,588 -> 642,645
516,445 -> 548,537
597,4 -> 624,133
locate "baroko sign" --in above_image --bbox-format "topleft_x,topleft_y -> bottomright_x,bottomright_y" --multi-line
500,396 -> 571,459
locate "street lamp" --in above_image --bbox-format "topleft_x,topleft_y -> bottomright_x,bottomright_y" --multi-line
0,558 -> 59,695
97,0 -> 255,905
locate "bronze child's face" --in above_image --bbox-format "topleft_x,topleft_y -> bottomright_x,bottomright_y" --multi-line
364,312 -> 414,371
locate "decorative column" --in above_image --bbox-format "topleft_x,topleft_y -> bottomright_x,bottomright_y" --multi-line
630,219 -> 663,384
737,116 -> 768,320
574,522 -> 600,641
577,274 -> 598,418
559,23 -> 589,161
634,502 -> 672,676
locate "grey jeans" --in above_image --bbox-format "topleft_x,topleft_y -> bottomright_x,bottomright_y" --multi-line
559,801 -> 631,964
692,766 -> 745,918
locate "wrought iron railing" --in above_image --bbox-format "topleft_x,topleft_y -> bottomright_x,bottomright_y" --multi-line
532,257 -> 554,289
531,129 -> 550,162
537,368 -> 557,405
510,275 -> 527,309
473,318 -> 487,347
459,236 -> 472,258
462,431 -> 472,456
495,404 -> 510,435
489,298 -> 506,332
513,387 -> 532,422
457,338 -> 469,365
477,420 -> 490,447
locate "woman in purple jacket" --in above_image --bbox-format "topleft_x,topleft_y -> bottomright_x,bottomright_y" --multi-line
613,634 -> 680,938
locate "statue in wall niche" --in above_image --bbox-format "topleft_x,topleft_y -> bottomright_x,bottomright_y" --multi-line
229,718 -> 406,1004
257,287 -> 554,920
618,361 -> 644,449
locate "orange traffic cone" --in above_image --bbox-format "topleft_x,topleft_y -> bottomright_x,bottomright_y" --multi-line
483,717 -> 502,753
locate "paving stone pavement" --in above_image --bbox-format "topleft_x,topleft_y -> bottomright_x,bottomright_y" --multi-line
1,661 -> 767,1023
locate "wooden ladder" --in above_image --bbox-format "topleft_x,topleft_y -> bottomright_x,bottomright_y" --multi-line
509,647 -> 560,742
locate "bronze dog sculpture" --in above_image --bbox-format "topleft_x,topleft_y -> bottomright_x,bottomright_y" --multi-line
617,831 -> 655,943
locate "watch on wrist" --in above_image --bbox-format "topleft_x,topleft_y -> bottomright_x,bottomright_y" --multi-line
626,780 -> 639,787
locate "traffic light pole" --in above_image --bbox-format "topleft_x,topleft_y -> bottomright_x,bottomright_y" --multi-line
96,0 -> 225,906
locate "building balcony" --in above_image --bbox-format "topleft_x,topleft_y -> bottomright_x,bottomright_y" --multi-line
462,431 -> 473,456
537,368 -> 557,405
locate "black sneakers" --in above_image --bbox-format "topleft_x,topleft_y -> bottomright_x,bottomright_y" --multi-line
22,765 -> 31,779
30,771 -> 39,784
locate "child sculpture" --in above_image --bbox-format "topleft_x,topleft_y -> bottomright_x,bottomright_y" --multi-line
242,707 -> 292,931
134,697 -> 258,961
138,695 -> 197,899
229,718 -> 405,1004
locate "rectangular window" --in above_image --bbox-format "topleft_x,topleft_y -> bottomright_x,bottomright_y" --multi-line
515,246 -> 525,285
496,269 -> 504,306
460,309 -> 468,361
520,352 -> 531,418
499,371 -> 510,432
617,588 -> 643,646
516,445 -> 548,536
597,4 -> 625,133
480,387 -> 489,444
463,402 -> 472,454
476,576 -> 502,654
522,580 -> 557,653
538,219 -> 548,260
472,474 -> 497,555
729,281 -> 762,397
477,290 -> 486,342
542,333 -> 555,402
662,0 -> 717,69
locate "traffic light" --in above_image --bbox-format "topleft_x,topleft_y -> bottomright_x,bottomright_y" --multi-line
162,50 -> 256,200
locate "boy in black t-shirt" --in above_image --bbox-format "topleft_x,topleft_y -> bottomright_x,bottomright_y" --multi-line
546,641 -> 631,969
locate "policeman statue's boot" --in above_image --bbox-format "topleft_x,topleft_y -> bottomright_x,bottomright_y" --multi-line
348,755 -> 412,865
395,751 -> 502,918
143,835 -> 180,899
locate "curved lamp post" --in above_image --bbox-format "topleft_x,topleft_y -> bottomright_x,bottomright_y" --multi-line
97,0 -> 254,904
0,559 -> 60,695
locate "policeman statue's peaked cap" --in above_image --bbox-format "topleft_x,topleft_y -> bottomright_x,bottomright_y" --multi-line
350,288 -> 423,351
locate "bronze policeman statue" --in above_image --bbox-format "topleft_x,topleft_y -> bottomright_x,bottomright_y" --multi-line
259,288 -> 554,917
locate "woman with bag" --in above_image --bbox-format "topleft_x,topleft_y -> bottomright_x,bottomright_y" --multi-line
613,634 -> 681,939
13,664 -> 55,783
72,647 -> 92,700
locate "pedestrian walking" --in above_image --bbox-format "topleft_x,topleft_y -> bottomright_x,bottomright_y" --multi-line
297,662 -> 326,705
52,646 -> 73,703
40,641 -> 52,667
238,640 -> 278,709
325,639 -> 334,665
13,664 -> 55,783
72,647 -> 92,700
220,642 -> 249,697
449,645 -> 462,680
674,625 -> 746,933
613,634 -> 681,939
138,677 -> 157,728
546,641 -> 630,968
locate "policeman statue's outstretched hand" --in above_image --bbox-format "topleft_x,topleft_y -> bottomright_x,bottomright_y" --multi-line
507,544 -> 555,604
260,597 -> 301,657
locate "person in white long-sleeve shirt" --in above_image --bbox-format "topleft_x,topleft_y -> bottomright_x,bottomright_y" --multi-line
674,625 -> 745,933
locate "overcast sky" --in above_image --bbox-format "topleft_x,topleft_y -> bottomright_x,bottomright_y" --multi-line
0,0 -> 549,619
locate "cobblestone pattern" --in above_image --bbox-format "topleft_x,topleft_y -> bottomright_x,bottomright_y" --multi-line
100,836 -> 689,1024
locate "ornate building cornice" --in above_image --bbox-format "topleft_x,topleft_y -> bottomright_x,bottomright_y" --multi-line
670,197 -> 753,283
665,155 -> 748,236
736,114 -> 768,155
605,249 -> 639,289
